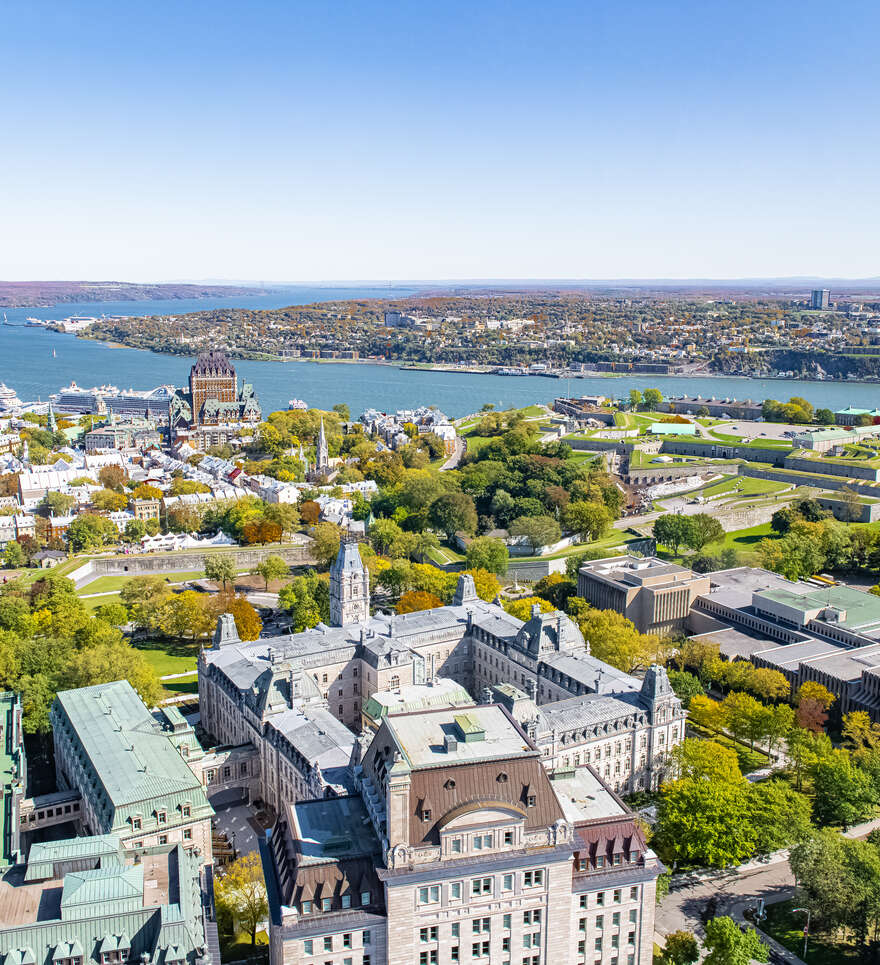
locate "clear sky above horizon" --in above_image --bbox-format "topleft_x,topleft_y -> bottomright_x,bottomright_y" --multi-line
2,0 -> 878,282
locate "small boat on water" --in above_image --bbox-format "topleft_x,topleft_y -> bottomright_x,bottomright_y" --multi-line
288,398 -> 308,410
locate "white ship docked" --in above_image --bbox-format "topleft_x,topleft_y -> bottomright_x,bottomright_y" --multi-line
0,383 -> 23,414
288,398 -> 308,410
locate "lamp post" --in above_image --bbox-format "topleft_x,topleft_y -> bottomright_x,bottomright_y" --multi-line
792,907 -> 811,961
231,830 -> 237,861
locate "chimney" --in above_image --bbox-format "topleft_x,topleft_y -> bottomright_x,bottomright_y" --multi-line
444,733 -> 458,754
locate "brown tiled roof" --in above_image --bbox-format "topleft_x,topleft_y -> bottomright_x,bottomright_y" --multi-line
408,756 -> 565,846
191,349 -> 234,376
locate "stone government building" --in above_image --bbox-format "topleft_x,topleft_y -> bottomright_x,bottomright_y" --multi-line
199,542 -> 685,814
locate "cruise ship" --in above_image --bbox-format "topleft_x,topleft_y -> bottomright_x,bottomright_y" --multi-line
52,382 -> 175,420
0,383 -> 23,414
288,398 -> 308,410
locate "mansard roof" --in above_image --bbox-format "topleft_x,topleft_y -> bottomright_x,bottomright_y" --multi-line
191,349 -> 234,376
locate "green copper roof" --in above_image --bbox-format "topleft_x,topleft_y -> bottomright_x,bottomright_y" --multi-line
52,680 -> 211,828
61,865 -> 144,914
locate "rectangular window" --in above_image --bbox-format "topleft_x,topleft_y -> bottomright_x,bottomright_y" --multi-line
451,948 -> 459,963
504,830 -> 514,846
341,894 -> 351,909
361,891 -> 371,906
183,829 -> 192,840
597,892 -> 605,906
597,915 -> 604,930
613,889 -> 622,903
343,934 -> 351,948
523,870 -> 544,888
322,898 -> 332,912
580,895 -> 588,909
596,856 -> 605,869
503,914 -> 512,930
302,900 -> 312,914
452,837 -> 462,853
419,886 -> 440,904
363,931 -> 371,945
450,882 -> 462,900
158,811 -> 166,824
303,941 -> 313,956
182,805 -> 191,817
452,924 -> 460,939
629,910 -> 638,923
158,835 -> 167,845
323,938 -> 332,952
613,913 -> 620,926
630,887 -> 639,900
472,876 -> 492,896
502,873 -> 514,891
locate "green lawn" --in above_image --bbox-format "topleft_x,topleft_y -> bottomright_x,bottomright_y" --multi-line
79,570 -> 207,596
698,476 -> 789,499
136,639 -> 201,676
755,899 -> 859,965
83,592 -> 123,612
162,675 -> 199,697
427,544 -> 465,565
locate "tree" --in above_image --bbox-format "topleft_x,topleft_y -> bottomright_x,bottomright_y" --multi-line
629,389 -> 643,410
379,558 -> 413,596
123,518 -> 146,542
93,601 -> 128,626
256,554 -> 288,590
430,492 -> 478,539
816,407 -> 836,425
160,590 -> 214,641
750,779 -> 813,853
839,486 -> 864,523
92,488 -> 128,513
66,513 -> 118,552
42,491 -> 75,517
66,637 -> 162,708
667,670 -> 704,708
131,483 -> 163,500
332,402 -> 351,421
215,852 -> 268,946
643,388 -> 663,411
702,917 -> 767,965
212,594 -> 262,641
533,573 -> 576,610
843,710 -> 880,750
504,596 -> 554,621
796,680 -> 836,709
563,500 -> 613,541
758,530 -> 824,581
688,694 -> 723,732
396,590 -> 444,614
508,515 -> 561,554
569,603 -> 667,673
204,554 -> 236,591
654,779 -> 756,868
299,500 -> 321,524
465,536 -> 508,575
683,513 -> 724,552
3,541 -> 26,569
661,931 -> 700,965
813,753 -> 878,828
278,572 -> 330,631
721,691 -> 769,750
310,522 -> 342,568
667,739 -> 742,784
120,575 -> 171,632
653,514 -> 691,556
98,464 -> 127,491
746,667 -> 790,701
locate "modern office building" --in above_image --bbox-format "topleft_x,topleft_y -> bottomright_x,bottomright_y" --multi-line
810,288 -> 831,310
50,681 -> 214,862
577,556 -> 711,636
262,704 -> 662,965
0,834 -> 213,965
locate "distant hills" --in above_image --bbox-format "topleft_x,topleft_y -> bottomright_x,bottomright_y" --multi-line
0,280 -> 268,308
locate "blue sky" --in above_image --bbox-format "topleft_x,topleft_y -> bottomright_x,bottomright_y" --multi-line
2,0 -> 878,281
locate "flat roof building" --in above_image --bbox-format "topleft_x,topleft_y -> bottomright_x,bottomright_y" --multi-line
578,556 -> 711,636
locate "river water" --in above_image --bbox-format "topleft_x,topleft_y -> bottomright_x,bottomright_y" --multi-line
0,289 -> 876,418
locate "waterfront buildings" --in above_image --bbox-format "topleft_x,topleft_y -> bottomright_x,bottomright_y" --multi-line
0,834 -> 213,965
262,703 -> 661,965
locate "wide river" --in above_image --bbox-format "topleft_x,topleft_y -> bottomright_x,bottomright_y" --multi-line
0,288 -> 877,418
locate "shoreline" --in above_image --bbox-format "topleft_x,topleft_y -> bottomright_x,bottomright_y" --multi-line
72,333 -> 880,386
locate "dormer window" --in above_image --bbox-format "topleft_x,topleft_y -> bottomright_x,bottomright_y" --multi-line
496,772 -> 508,784
527,795 -> 536,808
132,817 -> 141,830
157,811 -> 167,824
422,808 -> 432,822
182,805 -> 191,817
444,779 -> 456,790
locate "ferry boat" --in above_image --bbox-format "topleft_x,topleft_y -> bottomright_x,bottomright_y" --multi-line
288,398 -> 308,410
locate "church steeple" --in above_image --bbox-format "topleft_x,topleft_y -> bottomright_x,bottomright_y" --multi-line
316,417 -> 329,474
47,402 -> 56,433
329,538 -> 369,627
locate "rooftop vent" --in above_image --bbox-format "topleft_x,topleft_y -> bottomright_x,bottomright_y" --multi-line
444,733 -> 458,754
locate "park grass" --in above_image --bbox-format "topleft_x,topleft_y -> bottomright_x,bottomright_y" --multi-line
698,476 -> 789,499
427,544 -> 465,565
78,570 -> 207,596
162,675 -> 199,697
135,639 -> 201,676
754,899 -> 859,965
83,592 -> 123,612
